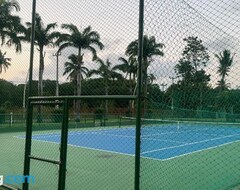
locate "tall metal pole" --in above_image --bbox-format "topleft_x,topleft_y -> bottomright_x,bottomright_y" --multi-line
135,0 -> 144,189
160,83 -> 167,92
53,52 -> 61,97
58,99 -> 69,190
23,0 -> 36,189
169,76 -> 176,110
23,70 -> 29,119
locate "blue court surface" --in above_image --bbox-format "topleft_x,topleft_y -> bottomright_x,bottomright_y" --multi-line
23,123 -> 240,160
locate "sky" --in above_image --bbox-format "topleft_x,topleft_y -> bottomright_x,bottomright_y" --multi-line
1,0 -> 240,89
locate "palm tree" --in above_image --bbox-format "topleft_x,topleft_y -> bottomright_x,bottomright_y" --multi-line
113,57 -> 137,112
147,73 -> 156,85
216,79 -> 230,91
0,50 -> 11,73
0,0 -> 24,52
63,54 -> 89,112
88,58 -> 122,116
25,13 -> 60,97
114,57 -> 137,83
25,13 -> 59,122
126,35 -> 164,112
56,24 -> 103,120
0,0 -> 20,38
63,54 -> 89,82
215,49 -> 234,91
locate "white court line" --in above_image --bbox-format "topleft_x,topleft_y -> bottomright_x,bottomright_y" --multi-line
142,139 -> 240,161
15,132 -> 133,140
143,127 -> 226,137
69,130 -> 187,144
86,131 -> 135,139
15,127 -> 232,151
16,130 -> 186,148
14,132 -> 240,162
15,135 -> 135,158
142,136 -> 185,144
15,133 -> 60,138
14,127 -> 124,138
142,133 -> 240,154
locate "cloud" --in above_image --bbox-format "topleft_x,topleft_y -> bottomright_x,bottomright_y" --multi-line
205,36 -> 240,53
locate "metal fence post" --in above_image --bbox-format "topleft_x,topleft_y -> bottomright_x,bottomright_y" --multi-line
22,101 -> 34,190
58,99 -> 70,190
23,0 -> 37,189
135,0 -> 144,190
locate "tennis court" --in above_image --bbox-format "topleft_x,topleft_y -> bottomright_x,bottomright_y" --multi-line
17,119 -> 240,161
1,118 -> 239,190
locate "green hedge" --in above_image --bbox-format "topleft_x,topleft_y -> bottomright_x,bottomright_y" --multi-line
0,107 -> 6,124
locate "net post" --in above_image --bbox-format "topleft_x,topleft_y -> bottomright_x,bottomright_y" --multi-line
135,0 -> 144,189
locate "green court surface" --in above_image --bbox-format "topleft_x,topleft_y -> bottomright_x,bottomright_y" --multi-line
0,123 -> 240,190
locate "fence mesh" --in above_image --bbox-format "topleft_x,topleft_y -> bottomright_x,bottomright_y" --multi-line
141,0 -> 240,189
0,0 -> 240,190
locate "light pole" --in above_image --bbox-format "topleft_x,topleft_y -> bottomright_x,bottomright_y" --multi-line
169,76 -> 177,110
23,70 -> 29,119
53,52 -> 61,97
160,83 -> 167,92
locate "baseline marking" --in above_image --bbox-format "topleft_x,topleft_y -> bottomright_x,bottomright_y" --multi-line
142,133 -> 240,154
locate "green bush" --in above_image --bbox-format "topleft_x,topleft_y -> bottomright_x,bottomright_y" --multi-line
94,108 -> 104,120
94,108 -> 106,126
0,107 -> 6,124
51,109 -> 63,123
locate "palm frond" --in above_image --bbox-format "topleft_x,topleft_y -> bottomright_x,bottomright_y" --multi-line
61,24 -> 79,33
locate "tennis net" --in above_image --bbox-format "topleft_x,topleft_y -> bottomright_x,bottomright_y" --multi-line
119,116 -> 240,133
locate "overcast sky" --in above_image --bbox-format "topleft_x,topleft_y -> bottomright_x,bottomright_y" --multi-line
1,0 -> 240,88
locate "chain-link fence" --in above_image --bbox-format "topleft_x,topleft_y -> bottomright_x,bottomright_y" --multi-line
0,0 -> 240,189
141,0 -> 240,189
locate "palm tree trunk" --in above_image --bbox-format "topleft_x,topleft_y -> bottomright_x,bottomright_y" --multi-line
221,76 -> 225,92
129,73 -> 133,114
38,48 -> 44,96
76,49 -> 82,122
37,47 -> 44,122
199,84 -> 203,118
131,73 -> 137,110
143,59 -> 148,116
105,79 -> 108,121
73,86 -> 76,115
76,73 -> 81,121
183,83 -> 186,108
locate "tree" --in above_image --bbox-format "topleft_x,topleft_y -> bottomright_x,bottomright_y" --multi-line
56,25 -> 103,120
0,0 -> 20,39
63,54 -> 89,85
0,0 -> 24,52
175,36 -> 210,109
63,54 -> 89,113
0,79 -> 22,109
88,58 -> 122,116
0,50 -> 10,73
215,49 -> 234,91
126,35 -> 164,112
113,57 -> 137,112
0,0 -> 23,74
25,13 -> 59,97
114,57 -> 137,92
114,57 -> 137,81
